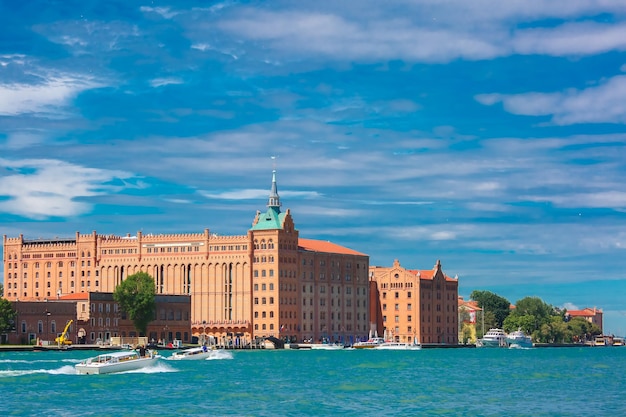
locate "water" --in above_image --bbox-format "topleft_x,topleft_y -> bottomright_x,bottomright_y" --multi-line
1,347 -> 624,416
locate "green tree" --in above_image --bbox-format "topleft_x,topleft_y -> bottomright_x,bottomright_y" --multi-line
113,272 -> 156,336
0,282 -> 4,297
0,298 -> 17,334
470,290 -> 511,329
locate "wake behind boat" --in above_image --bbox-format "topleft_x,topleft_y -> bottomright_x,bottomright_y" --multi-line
75,349 -> 158,375
170,346 -> 217,360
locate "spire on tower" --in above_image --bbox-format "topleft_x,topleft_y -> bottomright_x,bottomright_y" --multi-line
268,156 -> 281,210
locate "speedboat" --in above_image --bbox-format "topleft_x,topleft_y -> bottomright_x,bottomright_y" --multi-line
75,350 -> 158,375
170,346 -> 217,360
374,341 -> 422,350
477,328 -> 507,348
506,329 -> 533,349
352,337 -> 385,349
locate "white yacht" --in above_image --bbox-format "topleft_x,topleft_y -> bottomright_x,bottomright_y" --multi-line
506,329 -> 533,349
477,328 -> 507,348
352,337 -> 385,349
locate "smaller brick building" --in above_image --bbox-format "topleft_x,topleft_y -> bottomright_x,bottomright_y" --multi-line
5,292 -> 191,345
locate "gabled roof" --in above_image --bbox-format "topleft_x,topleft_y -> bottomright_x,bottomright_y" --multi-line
298,238 -> 367,256
407,268 -> 456,282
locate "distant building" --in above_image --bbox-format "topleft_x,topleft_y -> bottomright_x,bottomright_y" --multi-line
458,296 -> 482,344
5,293 -> 191,345
3,170 -> 370,344
566,307 -> 603,333
369,259 -> 459,345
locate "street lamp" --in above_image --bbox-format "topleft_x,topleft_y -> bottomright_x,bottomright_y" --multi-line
45,311 -> 51,344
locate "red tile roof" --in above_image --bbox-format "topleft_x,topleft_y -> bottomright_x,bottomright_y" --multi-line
298,238 -> 367,256
58,292 -> 89,301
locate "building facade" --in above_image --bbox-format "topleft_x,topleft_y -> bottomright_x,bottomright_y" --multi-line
457,296 -> 482,344
369,259 -> 459,345
3,171 -> 370,344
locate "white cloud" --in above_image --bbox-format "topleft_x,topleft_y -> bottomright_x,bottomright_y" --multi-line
149,77 -> 184,87
513,22 -> 626,56
0,159 -> 134,219
200,188 -> 321,200
139,6 -> 181,19
0,75 -> 100,116
475,75 -> 626,125
3,130 -> 48,150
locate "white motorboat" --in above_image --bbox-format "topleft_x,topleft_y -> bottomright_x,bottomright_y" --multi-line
506,329 -> 533,349
374,341 -> 422,350
170,346 -> 217,360
352,337 -> 385,349
75,350 -> 158,375
477,328 -> 507,348
310,343 -> 344,350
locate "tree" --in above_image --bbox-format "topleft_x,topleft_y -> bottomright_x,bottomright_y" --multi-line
0,298 -> 17,334
113,272 -> 156,336
0,282 -> 4,297
470,290 -> 511,329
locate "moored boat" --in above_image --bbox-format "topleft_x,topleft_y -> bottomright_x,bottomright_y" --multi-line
477,328 -> 507,348
170,346 -> 217,360
75,350 -> 158,375
506,329 -> 533,349
374,341 -> 422,350
352,337 -> 385,349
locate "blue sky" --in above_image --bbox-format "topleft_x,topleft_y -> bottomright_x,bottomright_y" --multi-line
1,1 -> 625,334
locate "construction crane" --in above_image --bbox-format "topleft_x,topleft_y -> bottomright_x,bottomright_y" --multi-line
55,320 -> 73,345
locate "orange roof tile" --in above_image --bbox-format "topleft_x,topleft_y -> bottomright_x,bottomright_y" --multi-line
58,292 -> 89,301
298,238 -> 367,256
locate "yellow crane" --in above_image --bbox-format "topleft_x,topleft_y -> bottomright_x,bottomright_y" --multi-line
55,320 -> 73,345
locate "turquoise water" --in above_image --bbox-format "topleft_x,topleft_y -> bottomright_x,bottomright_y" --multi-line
1,347 -> 624,416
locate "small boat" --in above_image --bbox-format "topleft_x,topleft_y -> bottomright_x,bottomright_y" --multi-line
170,346 -> 217,360
506,329 -> 533,349
374,341 -> 422,350
75,350 -> 158,375
310,342 -> 344,350
476,328 -> 507,348
352,337 -> 385,349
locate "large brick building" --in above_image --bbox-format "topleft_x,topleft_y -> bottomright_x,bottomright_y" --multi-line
3,171 -> 371,344
369,259 -> 459,345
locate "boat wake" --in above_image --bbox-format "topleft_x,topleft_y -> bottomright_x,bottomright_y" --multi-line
121,361 -> 177,374
0,365 -> 77,377
206,350 -> 233,360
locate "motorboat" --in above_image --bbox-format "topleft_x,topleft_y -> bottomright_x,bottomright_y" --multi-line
374,341 -> 422,350
506,329 -> 533,349
477,328 -> 507,348
310,343 -> 344,350
352,337 -> 385,349
75,350 -> 158,375
170,346 -> 217,360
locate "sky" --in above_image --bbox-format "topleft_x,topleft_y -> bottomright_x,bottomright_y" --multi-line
1,1 -> 625,334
